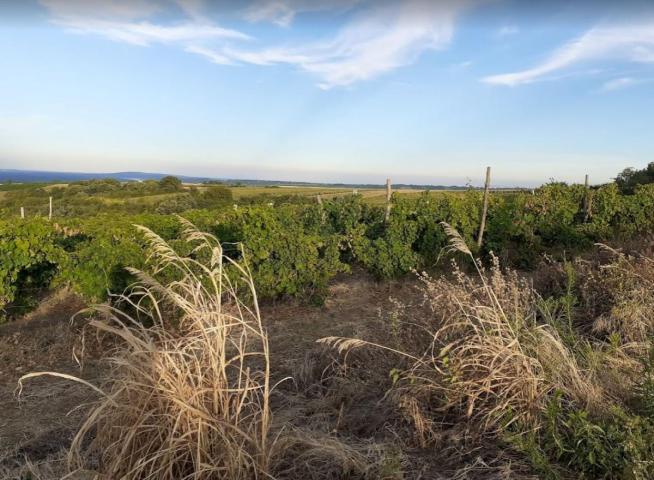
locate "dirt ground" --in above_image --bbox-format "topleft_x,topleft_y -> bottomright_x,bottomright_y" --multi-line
0,291 -> 103,477
0,273 -> 525,479
0,274 -> 420,478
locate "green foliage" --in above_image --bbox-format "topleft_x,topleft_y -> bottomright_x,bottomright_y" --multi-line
0,177 -> 230,218
158,175 -> 183,192
616,162 -> 654,194
634,344 -> 654,420
155,193 -> 197,214
0,219 -> 67,320
350,197 -> 420,278
59,222 -> 144,301
196,186 -> 233,207
229,205 -> 348,300
508,393 -> 654,479
6,181 -> 654,316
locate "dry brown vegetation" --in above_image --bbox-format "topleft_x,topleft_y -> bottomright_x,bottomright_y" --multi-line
7,221 -> 654,479
321,224 -> 654,478
11,220 -> 405,479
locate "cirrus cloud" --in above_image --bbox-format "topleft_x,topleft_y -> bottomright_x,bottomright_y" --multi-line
40,0 -> 476,89
214,0 -> 477,89
483,21 -> 654,86
243,0 -> 359,27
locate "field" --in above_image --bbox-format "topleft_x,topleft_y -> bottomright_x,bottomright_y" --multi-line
225,185 -> 432,203
3,176 -> 654,479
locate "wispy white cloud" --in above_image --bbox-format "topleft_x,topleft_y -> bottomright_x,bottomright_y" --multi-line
174,0 -> 207,21
41,0 -> 249,47
58,19 -> 250,46
185,45 -> 234,65
598,76 -> 652,92
600,76 -> 637,91
41,0 -> 474,89
483,21 -> 654,86
230,0 -> 476,88
244,0 -> 359,27
244,0 -> 301,27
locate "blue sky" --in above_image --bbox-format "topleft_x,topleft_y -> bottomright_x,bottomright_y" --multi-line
1,0 -> 653,186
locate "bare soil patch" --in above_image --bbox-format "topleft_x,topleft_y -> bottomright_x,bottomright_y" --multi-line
0,291 -> 104,477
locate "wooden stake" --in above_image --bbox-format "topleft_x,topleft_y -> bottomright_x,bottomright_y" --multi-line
49,196 -> 53,220
316,194 -> 325,224
583,174 -> 590,222
477,167 -> 491,248
385,178 -> 392,222
20,207 -> 25,219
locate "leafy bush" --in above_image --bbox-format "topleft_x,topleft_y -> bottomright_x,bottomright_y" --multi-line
7,181 -> 654,315
155,193 -> 197,214
616,162 -> 654,194
508,393 -> 654,479
158,175 -> 183,191
231,205 -> 348,300
0,219 -> 67,320
196,185 -> 233,208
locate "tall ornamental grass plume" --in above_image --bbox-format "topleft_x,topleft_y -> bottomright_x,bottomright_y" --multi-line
19,217 -> 274,479
321,223 -> 604,443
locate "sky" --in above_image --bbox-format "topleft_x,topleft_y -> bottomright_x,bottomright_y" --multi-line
1,0 -> 654,187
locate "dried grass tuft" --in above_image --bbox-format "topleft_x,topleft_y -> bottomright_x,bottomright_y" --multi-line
586,244 -> 654,344
320,224 -> 613,444
20,218 -> 273,479
270,430 -> 378,480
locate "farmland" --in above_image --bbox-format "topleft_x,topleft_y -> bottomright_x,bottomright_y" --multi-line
0,179 -> 442,217
5,0 -> 654,476
2,170 -> 654,479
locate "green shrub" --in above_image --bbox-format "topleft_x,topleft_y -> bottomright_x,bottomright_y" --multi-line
0,219 -> 67,320
6,182 -> 654,317
231,205 -> 348,300
508,392 -> 654,479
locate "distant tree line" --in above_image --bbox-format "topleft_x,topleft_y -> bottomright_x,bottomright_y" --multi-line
616,162 -> 654,194
0,176 -> 233,217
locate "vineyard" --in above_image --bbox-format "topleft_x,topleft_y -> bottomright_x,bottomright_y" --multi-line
3,178 -> 654,479
2,181 -> 654,319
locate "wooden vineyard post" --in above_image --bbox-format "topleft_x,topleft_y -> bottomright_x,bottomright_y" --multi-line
385,178 -> 392,222
49,196 -> 53,220
583,174 -> 590,222
316,194 -> 325,224
477,166 -> 491,248
20,207 -> 25,219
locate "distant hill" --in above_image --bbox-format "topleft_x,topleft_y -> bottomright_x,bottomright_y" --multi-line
0,169 -> 213,184
0,168 -> 486,191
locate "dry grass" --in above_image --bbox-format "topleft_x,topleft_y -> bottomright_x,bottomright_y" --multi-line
14,221 -> 654,478
583,245 -> 654,344
320,223 -> 619,446
0,449 -> 95,480
270,431 -> 385,480
16,218 -> 402,480
20,217 -> 274,479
